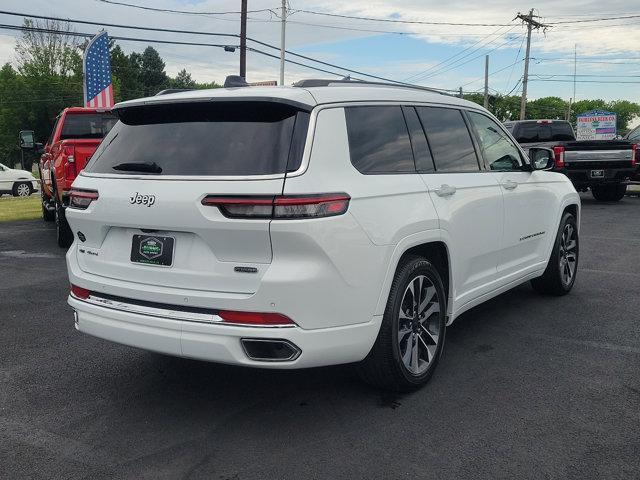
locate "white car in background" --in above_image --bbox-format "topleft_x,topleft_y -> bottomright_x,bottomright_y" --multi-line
65,78 -> 580,391
0,163 -> 38,197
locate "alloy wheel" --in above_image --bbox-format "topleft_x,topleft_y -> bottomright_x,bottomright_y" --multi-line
397,275 -> 441,376
17,183 -> 30,197
559,223 -> 577,285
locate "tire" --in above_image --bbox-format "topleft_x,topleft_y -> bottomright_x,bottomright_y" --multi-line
357,255 -> 447,391
12,181 -> 32,197
55,194 -> 73,248
531,212 -> 579,296
591,184 -> 626,202
41,188 -> 55,223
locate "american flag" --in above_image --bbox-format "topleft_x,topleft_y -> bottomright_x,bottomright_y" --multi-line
83,31 -> 114,108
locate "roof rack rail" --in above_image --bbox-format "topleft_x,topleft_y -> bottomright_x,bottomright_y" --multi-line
155,88 -> 195,96
292,78 -> 452,96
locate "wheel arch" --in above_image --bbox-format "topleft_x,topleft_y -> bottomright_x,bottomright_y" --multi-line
374,231 -> 453,321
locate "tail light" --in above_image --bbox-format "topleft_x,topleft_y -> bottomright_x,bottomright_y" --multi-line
218,310 -> 295,326
70,284 -> 90,300
553,146 -> 565,168
202,193 -> 350,219
69,188 -> 99,210
62,145 -> 77,181
632,144 -> 637,167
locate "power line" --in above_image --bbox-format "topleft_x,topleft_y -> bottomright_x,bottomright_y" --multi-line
0,10 -> 422,87
93,0 -> 275,16
292,9 -> 513,27
547,14 -> 640,24
460,58 -> 524,88
531,79 -> 640,84
404,23 -> 516,81
414,32 -> 523,82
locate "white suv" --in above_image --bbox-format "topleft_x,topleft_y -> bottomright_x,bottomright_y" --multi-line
66,80 -> 580,390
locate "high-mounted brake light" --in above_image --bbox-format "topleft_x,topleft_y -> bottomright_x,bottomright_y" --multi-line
632,144 -> 637,167
69,188 -> 99,210
70,284 -> 90,300
201,193 -> 350,219
553,146 -> 565,168
218,310 -> 295,326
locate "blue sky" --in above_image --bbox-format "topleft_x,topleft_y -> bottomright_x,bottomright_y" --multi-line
1,0 -> 639,104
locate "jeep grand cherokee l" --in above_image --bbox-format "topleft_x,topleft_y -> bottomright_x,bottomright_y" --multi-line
65,79 -> 580,391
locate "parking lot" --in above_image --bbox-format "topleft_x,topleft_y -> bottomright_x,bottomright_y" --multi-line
1,193 -> 639,479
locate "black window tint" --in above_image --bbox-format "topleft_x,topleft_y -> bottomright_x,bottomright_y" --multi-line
416,107 -> 479,172
60,113 -> 118,140
402,107 -> 435,173
345,106 -> 415,174
86,102 -> 309,176
468,112 -> 522,171
514,122 -> 575,142
629,127 -> 640,141
550,122 -> 575,141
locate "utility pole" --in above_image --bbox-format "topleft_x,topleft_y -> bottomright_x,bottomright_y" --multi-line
483,55 -> 489,110
240,0 -> 247,79
279,0 -> 287,85
459,86 -> 463,98
517,9 -> 548,120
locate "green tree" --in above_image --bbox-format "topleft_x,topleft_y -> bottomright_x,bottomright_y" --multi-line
15,19 -> 81,77
110,44 -> 143,101
171,68 -> 196,89
526,96 -> 567,120
140,46 -> 168,96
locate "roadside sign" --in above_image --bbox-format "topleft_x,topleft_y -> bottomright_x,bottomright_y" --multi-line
576,110 -> 616,140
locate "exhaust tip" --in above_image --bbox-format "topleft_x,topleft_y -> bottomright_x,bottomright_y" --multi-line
241,338 -> 301,362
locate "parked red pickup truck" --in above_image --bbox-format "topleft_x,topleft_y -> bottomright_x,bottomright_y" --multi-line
39,107 -> 117,247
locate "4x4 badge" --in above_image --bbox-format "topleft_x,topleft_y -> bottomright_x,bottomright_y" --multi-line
130,192 -> 156,207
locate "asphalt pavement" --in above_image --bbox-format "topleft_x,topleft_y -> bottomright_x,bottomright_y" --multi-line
1,193 -> 639,479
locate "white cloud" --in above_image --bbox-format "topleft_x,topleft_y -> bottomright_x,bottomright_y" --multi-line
0,0 -> 639,100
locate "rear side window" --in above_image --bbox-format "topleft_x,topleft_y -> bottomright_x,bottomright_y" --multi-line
86,102 -> 310,176
344,106 -> 415,174
416,107 -> 479,172
60,113 -> 118,140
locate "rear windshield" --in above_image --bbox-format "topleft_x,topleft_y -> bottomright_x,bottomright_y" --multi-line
85,102 -> 310,176
60,113 -> 118,140
513,122 -> 575,142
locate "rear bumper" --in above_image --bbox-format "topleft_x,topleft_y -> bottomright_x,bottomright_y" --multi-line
68,295 -> 380,368
560,167 -> 635,188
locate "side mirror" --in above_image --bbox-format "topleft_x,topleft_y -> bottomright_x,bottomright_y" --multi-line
529,147 -> 555,170
19,130 -> 36,150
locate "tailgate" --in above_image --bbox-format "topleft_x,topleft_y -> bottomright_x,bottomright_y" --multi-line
563,141 -> 634,164
68,177 -> 282,294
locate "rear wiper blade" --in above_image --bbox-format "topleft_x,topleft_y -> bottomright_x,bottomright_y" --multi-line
112,161 -> 162,174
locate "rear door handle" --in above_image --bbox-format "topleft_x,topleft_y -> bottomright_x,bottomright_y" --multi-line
502,180 -> 518,190
434,184 -> 457,197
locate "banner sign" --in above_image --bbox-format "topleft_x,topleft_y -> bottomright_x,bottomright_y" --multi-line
576,110 -> 616,140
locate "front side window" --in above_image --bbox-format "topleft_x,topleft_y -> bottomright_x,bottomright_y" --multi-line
344,106 -> 415,174
416,107 -> 479,172
467,112 -> 523,171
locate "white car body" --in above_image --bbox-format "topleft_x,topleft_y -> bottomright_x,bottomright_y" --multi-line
65,82 -> 580,370
0,163 -> 38,196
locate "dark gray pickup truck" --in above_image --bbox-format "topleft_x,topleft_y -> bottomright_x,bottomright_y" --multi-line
504,119 -> 637,202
